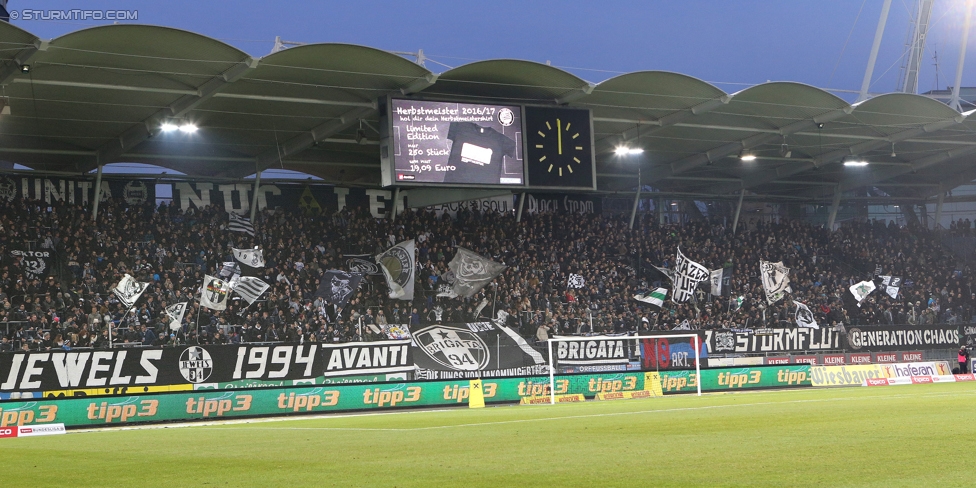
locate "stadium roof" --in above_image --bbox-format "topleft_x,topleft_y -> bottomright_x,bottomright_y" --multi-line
2,22 -> 976,204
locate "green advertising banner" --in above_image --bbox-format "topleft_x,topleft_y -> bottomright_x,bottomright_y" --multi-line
0,367 -> 811,428
657,365 -> 812,393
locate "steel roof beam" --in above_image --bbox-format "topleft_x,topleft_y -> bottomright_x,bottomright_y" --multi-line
714,113 -> 966,194
91,57 -> 259,169
555,82 -> 594,104
594,94 -> 732,154
253,73 -> 438,174
641,106 -> 853,185
0,39 -> 48,86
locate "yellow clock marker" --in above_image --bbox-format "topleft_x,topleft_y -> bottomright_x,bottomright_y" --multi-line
538,131 -> 545,137
572,133 -> 579,139
575,146 -> 583,150
567,166 -> 573,173
546,121 -> 551,130
574,157 -> 580,163
559,167 -> 563,176
565,122 -> 571,131
557,118 -> 562,155
548,164 -> 553,172
535,144 -> 543,148
539,155 -> 547,162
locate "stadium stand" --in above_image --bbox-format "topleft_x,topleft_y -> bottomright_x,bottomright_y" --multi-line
0,193 -> 971,352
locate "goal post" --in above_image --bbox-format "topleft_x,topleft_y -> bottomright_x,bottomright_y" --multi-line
546,333 -> 703,404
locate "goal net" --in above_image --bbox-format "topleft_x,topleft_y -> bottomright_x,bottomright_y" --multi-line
545,334 -> 703,404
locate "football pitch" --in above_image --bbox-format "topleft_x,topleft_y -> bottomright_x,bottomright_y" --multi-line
3,383 -> 975,487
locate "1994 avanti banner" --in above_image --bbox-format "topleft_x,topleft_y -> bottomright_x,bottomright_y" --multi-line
0,322 -> 549,392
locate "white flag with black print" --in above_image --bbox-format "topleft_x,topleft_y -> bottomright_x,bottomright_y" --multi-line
794,301 -> 819,329
673,319 -> 692,330
850,280 -> 876,306
634,288 -> 669,308
672,248 -> 709,303
232,247 -> 265,268
233,276 -> 270,305
200,274 -> 231,311
227,212 -> 255,236
113,273 -> 150,308
376,240 -> 415,301
709,268 -> 724,296
567,273 -> 586,289
760,260 -> 791,304
164,302 -> 188,331
447,247 -> 507,298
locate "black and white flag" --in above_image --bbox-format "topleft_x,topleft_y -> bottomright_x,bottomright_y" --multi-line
567,273 -> 586,289
164,302 -> 188,331
232,248 -> 265,268
709,268 -> 724,297
376,240 -> 415,301
794,301 -> 819,329
447,247 -> 507,298
233,276 -> 270,305
344,254 -> 383,275
760,260 -> 791,304
672,248 -> 709,303
113,273 -> 150,308
218,261 -> 241,279
200,274 -> 231,311
879,275 -> 902,299
227,212 -> 255,236
314,270 -> 363,309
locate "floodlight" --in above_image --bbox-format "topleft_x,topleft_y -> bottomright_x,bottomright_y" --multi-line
843,159 -> 869,167
160,123 -> 178,132
178,123 -> 198,133
615,147 -> 643,156
740,153 -> 757,161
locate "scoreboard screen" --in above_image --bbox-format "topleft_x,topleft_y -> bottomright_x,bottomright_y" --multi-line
383,99 -> 525,187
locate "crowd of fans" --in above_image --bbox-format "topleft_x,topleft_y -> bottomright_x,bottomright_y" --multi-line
0,192 -> 972,353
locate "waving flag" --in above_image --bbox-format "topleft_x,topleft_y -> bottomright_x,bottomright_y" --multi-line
376,240 -> 415,300
164,302 -> 188,331
113,274 -> 150,308
447,247 -> 507,298
227,212 -> 255,236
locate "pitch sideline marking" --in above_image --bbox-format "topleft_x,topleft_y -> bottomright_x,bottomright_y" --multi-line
185,387 -> 976,433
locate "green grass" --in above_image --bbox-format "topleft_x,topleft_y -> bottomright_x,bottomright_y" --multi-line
3,383 -> 976,487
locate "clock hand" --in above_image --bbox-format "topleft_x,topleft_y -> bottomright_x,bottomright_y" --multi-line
557,118 -> 562,155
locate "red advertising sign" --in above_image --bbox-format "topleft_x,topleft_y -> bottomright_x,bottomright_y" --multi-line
822,355 -> 846,365
874,353 -> 898,363
900,351 -> 923,362
849,353 -> 872,364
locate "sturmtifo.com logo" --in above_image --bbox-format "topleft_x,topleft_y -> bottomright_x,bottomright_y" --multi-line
10,10 -> 138,21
